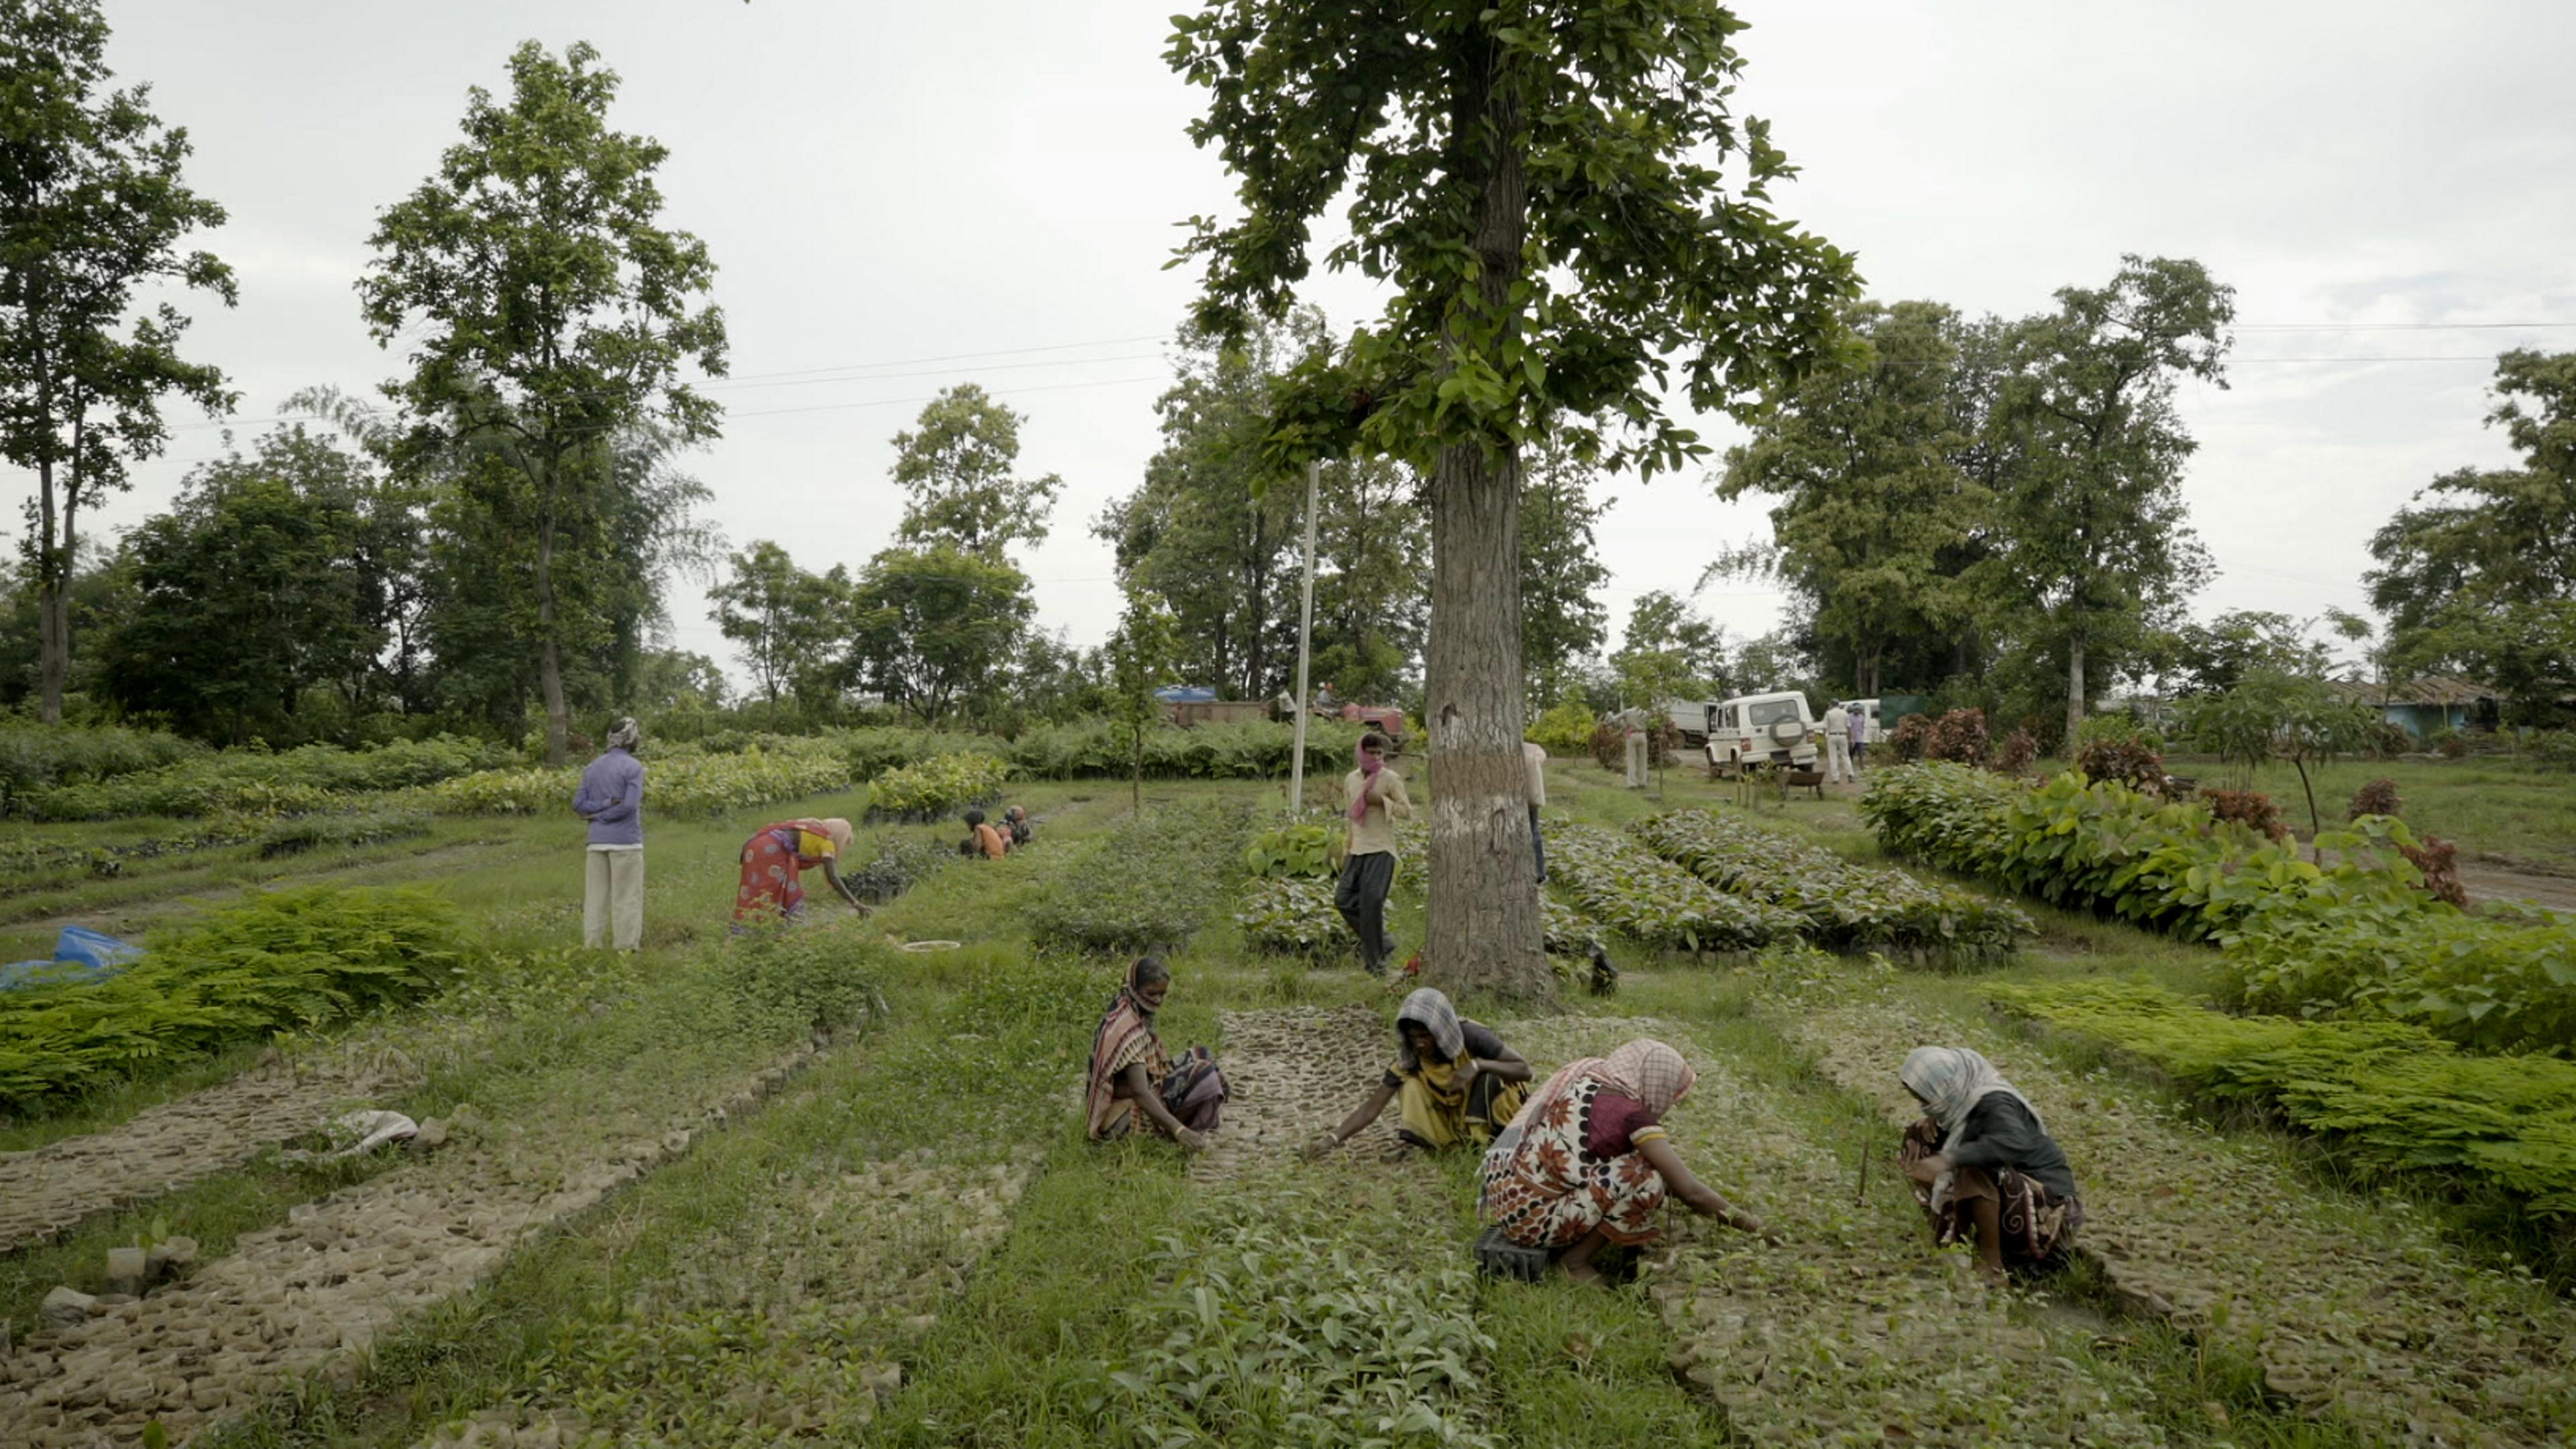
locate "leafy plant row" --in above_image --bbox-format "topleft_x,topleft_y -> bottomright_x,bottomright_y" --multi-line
253,808 -> 435,859
1629,808 -> 2033,960
863,752 -> 1010,821
0,886 -> 466,1111
1025,800 -> 1253,955
1863,763 -> 2576,1055
17,735 -> 510,820
1546,822 -> 1802,954
425,747 -> 854,820
0,721 -> 200,808
1233,822 -> 1608,985
1993,979 -> 2576,1219
709,720 -> 1369,786
0,819 -> 271,884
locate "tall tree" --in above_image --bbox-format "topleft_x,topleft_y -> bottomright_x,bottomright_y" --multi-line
845,543 -> 1034,724
0,0 -> 235,722
1309,454 -> 1428,705
1611,590 -> 1728,696
891,382 -> 1063,557
708,540 -> 851,726
1718,300 -> 1992,698
1098,315 -> 1317,698
2367,350 -> 2576,724
360,40 -> 727,764
100,425 -> 419,744
1518,431 -> 1613,710
1984,256 -> 2231,744
1170,0 -> 1852,997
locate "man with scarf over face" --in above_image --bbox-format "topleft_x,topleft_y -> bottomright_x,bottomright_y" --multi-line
1335,732 -> 1411,974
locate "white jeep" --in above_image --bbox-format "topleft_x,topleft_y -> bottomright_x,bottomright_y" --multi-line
1705,692 -> 1821,774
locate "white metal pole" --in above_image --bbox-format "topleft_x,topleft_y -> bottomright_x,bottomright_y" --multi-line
1287,458 -> 1322,811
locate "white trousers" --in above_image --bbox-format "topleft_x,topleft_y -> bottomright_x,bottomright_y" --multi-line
584,847 -> 645,951
1825,735 -> 1854,784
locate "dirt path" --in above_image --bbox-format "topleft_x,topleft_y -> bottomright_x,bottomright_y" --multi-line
2459,863 -> 2576,914
1789,997 -> 2576,1446
1501,1014 -> 2165,1448
0,1049 -> 417,1254
0,1044 -> 819,1448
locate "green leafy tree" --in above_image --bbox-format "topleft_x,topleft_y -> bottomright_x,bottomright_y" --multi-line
1519,431 -> 1613,710
2367,350 -> 2576,724
845,543 -> 1033,724
1309,454 -> 1427,705
0,0 -> 235,722
1718,300 -> 1993,698
1612,590 -> 1728,697
631,647 -> 728,733
2180,669 -> 2374,848
891,382 -> 1063,557
708,540 -> 851,727
1168,0 -> 1854,997
1983,256 -> 2231,745
99,425 -> 419,744
1105,590 -> 1180,812
1098,315 -> 1318,697
2154,608 -> 2334,696
359,40 -> 727,765
0,535 -> 128,711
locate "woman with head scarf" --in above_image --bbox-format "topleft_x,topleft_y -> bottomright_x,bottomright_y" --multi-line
572,718 -> 647,951
1477,1038 -> 1766,1283
1085,957 -> 1226,1150
1896,1046 -> 2082,1283
731,816 -> 867,928
1306,987 -> 1532,1157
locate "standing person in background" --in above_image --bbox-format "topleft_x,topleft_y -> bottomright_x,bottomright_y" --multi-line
1849,702 -> 1870,773
1523,741 -> 1550,884
1823,701 -> 1854,785
1334,732 -> 1411,975
572,718 -> 647,951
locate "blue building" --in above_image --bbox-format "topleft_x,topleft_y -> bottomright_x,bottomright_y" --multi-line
2324,675 -> 2498,739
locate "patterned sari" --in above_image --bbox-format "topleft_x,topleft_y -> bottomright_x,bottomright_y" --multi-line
733,817 -> 852,927
1478,1039 -> 1696,1250
1897,1046 -> 2082,1269
1085,961 -> 1226,1140
1389,987 -> 1526,1150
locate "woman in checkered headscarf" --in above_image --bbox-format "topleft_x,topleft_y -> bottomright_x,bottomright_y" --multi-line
1476,1038 -> 1768,1283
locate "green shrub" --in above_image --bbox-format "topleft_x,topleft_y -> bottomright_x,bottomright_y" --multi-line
21,736 -> 502,820
865,753 -> 1009,820
1994,979 -> 2576,1216
2072,713 -> 2164,755
254,808 -> 433,859
1025,800 -> 1252,955
1242,820 -> 1338,879
0,722 -> 199,809
0,818 -> 268,880
842,834 -> 953,904
1526,696 -> 1595,754
427,748 -> 851,819
719,920 -> 888,1033
2221,893 -> 2576,1054
0,886 -> 464,1110
1629,809 -> 2032,960
2531,731 -> 2576,772
1234,874 -> 1348,957
1547,822 -> 1801,954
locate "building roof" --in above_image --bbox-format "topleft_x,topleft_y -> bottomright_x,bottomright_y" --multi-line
2325,674 -> 2496,707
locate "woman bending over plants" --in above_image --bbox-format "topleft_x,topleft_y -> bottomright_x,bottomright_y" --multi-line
732,816 -> 867,928
1478,1039 -> 1767,1284
1897,1046 -> 2083,1285
1305,987 -> 1532,1157
1085,957 -> 1228,1150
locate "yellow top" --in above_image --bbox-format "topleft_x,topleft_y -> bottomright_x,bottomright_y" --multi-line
1343,766 -> 1412,857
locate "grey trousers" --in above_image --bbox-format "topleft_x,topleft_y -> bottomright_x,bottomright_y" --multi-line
584,847 -> 645,951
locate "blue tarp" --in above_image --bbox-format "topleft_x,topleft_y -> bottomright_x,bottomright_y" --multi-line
0,926 -> 143,991
1152,686 -> 1217,703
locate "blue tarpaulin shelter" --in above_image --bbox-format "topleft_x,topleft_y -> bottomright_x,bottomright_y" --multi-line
0,926 -> 143,991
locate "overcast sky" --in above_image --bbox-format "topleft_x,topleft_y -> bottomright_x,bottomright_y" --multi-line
58,1 -> 2576,692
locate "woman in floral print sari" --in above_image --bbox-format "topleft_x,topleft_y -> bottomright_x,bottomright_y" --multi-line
1477,1038 -> 1767,1283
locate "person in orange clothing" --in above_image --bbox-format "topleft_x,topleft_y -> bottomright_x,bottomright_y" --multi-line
963,808 -> 1011,859
731,817 -> 866,928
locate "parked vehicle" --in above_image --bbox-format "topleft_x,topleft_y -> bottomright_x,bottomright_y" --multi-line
1834,698 -> 1887,746
1664,699 -> 1722,746
1705,692 -> 1821,774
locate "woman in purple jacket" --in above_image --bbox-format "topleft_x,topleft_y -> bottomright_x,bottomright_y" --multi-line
572,718 -> 647,951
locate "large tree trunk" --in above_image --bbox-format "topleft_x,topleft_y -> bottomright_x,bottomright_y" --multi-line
1424,34 -> 1547,1002
35,448 -> 66,724
535,505 -> 570,765
2065,631 -> 2086,749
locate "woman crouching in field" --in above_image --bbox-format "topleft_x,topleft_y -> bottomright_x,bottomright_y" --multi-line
1897,1045 -> 2083,1284
1477,1038 -> 1767,1283
732,817 -> 867,929
1307,987 -> 1532,1157
1085,957 -> 1226,1150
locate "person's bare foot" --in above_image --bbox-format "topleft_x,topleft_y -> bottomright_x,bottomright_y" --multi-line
1562,1259 -> 1605,1286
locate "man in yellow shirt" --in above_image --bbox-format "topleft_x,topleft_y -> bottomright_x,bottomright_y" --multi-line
1336,733 -> 1411,975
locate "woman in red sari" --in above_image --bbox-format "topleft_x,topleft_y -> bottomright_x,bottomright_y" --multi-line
732,817 -> 867,928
